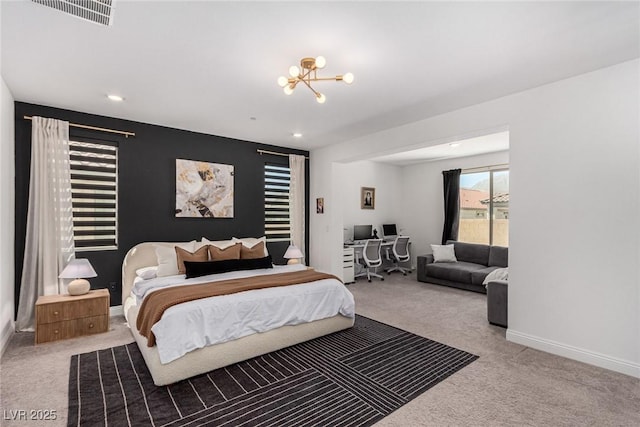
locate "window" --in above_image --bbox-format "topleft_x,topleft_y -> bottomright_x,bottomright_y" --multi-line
70,139 -> 118,251
264,164 -> 291,242
458,168 -> 509,246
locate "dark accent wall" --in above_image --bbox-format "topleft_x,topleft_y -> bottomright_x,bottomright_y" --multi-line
14,102 -> 309,308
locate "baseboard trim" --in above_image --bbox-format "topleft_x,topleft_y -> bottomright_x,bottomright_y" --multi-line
506,329 -> 640,378
0,319 -> 15,357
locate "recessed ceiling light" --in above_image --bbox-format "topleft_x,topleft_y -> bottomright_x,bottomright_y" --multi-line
292,133 -> 303,138
107,94 -> 124,102
449,142 -> 461,147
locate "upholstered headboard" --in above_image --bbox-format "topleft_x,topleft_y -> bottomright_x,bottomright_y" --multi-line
121,241 -> 191,305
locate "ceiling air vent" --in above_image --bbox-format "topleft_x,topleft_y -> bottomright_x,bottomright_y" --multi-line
31,0 -> 114,26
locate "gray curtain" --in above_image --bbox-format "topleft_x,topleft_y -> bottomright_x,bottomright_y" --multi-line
441,169 -> 461,245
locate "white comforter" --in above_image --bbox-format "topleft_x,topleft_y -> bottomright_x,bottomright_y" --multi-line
129,264 -> 355,364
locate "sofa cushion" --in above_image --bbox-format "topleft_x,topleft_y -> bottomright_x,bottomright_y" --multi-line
426,261 -> 488,284
447,240 -> 490,266
471,266 -> 499,286
489,245 -> 508,267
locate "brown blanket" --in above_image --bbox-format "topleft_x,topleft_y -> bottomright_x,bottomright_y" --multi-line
136,269 -> 341,347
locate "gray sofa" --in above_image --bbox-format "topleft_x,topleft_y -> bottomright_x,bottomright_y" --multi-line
417,240 -> 508,294
487,280 -> 508,327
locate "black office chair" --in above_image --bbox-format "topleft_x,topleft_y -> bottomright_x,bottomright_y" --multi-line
355,239 -> 384,282
386,236 -> 411,275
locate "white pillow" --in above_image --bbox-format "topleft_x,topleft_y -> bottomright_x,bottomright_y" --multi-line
232,236 -> 269,257
199,237 -> 237,250
155,241 -> 196,277
483,267 -> 509,285
135,266 -> 158,280
430,244 -> 457,263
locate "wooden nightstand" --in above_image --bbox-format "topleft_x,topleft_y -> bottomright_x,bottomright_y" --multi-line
35,289 -> 110,344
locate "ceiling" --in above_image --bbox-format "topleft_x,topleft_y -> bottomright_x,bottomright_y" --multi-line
370,131 -> 509,166
2,1 -> 638,152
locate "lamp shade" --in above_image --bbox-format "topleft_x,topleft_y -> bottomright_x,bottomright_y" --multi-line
59,259 -> 97,279
283,245 -> 304,264
59,259 -> 97,296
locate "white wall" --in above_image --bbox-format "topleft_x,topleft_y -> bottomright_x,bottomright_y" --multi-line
400,151 -> 509,261
310,59 -> 639,377
0,74 -> 15,355
340,160 -> 403,240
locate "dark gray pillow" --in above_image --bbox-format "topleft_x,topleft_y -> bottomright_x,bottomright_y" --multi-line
488,246 -> 508,267
184,255 -> 273,279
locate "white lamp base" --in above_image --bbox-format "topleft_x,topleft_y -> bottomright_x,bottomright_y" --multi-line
287,259 -> 301,265
68,279 -> 91,296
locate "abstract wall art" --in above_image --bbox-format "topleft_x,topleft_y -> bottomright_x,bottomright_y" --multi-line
175,159 -> 234,218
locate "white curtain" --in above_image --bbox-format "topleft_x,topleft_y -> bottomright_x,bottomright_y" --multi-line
16,117 -> 75,331
289,154 -> 305,263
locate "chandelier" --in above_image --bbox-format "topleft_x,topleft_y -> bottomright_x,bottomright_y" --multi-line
277,56 -> 354,104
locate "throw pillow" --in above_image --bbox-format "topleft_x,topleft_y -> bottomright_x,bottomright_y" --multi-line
200,237 -> 237,250
232,236 -> 269,257
240,241 -> 265,259
430,244 -> 457,263
155,241 -> 196,277
175,246 -> 209,274
208,242 -> 242,261
135,266 -> 158,280
184,256 -> 273,279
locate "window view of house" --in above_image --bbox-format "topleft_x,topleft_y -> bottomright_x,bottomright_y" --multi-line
458,169 -> 509,247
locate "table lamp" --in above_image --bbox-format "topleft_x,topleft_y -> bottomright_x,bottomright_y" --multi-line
283,245 -> 304,265
59,259 -> 97,295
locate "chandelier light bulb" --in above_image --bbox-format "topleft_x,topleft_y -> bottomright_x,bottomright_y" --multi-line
342,72 -> 354,84
315,56 -> 326,69
283,85 -> 294,95
277,76 -> 289,87
289,65 -> 300,77
316,93 -> 326,104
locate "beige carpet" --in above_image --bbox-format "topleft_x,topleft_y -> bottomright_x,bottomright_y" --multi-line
1,273 -> 638,426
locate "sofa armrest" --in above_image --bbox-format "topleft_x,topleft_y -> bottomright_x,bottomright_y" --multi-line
416,255 -> 434,282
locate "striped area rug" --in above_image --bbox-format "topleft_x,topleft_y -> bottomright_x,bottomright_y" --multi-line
68,316 -> 478,426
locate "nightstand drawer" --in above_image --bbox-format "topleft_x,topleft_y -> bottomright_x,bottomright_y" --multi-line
36,303 -> 65,324
63,297 -> 108,319
36,296 -> 107,324
36,315 -> 108,344
77,314 -> 109,336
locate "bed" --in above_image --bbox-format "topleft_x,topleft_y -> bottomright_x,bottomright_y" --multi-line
122,240 -> 355,386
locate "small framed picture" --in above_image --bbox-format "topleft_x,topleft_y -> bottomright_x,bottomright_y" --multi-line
316,197 -> 324,214
361,187 -> 375,210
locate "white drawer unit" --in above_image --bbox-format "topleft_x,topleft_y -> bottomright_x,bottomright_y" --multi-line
342,246 -> 355,284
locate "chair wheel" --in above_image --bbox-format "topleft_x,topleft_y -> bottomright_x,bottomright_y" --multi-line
368,279 -> 371,283
388,272 -> 391,275
403,273 -> 407,276
381,278 -> 384,281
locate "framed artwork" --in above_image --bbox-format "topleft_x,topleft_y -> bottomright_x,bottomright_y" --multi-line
361,187 -> 375,210
175,159 -> 234,218
316,197 -> 324,214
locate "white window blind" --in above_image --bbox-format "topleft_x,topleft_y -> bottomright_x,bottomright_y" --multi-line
70,140 -> 118,251
264,164 -> 291,242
